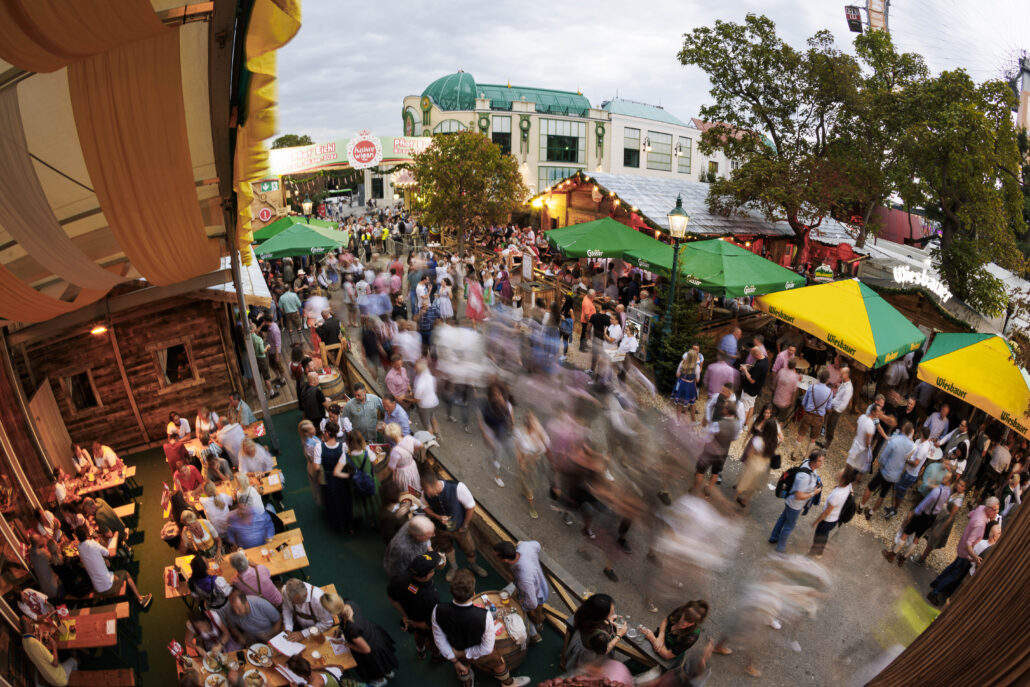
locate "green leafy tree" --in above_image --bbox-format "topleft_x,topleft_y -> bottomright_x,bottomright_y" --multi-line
1015,129 -> 1030,258
410,130 -> 528,255
895,72 -> 1027,316
829,31 -> 928,247
678,14 -> 861,264
271,133 -> 314,149
649,282 -> 707,395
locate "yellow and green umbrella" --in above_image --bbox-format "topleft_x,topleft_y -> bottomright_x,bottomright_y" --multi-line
755,278 -> 925,368
917,333 -> 1030,438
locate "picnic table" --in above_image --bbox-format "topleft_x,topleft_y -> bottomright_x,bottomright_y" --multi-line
170,470 -> 284,518
182,628 -> 356,686
54,610 -> 120,649
42,466 -> 138,503
165,530 -> 309,599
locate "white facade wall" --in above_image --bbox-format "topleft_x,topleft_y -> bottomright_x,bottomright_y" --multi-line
605,112 -> 733,182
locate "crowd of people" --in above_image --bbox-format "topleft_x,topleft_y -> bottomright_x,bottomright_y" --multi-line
16,203 -> 1024,687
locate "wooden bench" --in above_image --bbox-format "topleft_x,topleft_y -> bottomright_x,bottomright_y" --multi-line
279,509 -> 297,527
112,503 -> 136,520
68,601 -> 130,620
67,580 -> 128,607
68,668 -> 136,686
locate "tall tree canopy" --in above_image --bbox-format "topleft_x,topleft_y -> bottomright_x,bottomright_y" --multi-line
678,13 -> 860,263
410,131 -> 527,254
829,31 -> 928,247
271,133 -> 314,149
895,72 -> 1026,316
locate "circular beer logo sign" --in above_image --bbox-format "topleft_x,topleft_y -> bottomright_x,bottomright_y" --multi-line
347,130 -> 383,170
257,207 -> 273,223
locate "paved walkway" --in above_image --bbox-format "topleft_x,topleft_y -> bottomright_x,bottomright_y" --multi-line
309,274 -> 942,686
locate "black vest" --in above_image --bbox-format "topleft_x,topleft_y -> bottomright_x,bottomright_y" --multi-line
426,481 -> 465,529
435,602 -> 487,651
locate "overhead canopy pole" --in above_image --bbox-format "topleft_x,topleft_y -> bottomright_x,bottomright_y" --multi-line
224,200 -> 280,453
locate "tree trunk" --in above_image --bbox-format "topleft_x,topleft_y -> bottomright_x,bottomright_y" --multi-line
856,202 -> 877,248
789,215 -> 811,269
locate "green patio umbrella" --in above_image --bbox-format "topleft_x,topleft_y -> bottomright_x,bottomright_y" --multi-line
625,238 -> 805,297
545,217 -> 666,259
253,215 -> 337,242
254,223 -> 349,260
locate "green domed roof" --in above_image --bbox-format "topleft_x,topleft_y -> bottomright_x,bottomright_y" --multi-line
422,71 -> 477,111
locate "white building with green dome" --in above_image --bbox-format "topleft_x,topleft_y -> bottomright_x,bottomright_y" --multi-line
402,71 -> 735,197
402,70 -> 611,195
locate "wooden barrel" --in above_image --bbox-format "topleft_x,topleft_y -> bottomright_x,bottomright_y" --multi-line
318,371 -> 345,398
478,592 -> 527,671
491,628 -> 527,671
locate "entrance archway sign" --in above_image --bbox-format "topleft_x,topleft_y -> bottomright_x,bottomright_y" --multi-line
346,130 -> 383,170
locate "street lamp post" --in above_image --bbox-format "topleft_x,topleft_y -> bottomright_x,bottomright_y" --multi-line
663,194 -> 690,336
301,196 -> 313,223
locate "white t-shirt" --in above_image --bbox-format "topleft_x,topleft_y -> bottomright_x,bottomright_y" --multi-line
239,445 -> 274,475
905,440 -> 933,477
236,486 -> 265,515
423,482 -> 476,511
413,371 -> 440,409
199,493 -> 234,536
821,485 -> 853,523
618,336 -> 639,355
846,414 -> 877,472
94,446 -> 119,471
970,539 -> 993,575
167,418 -> 191,439
78,539 -> 114,593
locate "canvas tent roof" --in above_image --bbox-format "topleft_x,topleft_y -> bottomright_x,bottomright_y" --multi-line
0,0 -> 300,326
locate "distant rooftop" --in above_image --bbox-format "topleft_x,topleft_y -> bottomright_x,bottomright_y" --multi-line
420,71 -> 591,116
601,98 -> 689,127
479,82 -> 591,117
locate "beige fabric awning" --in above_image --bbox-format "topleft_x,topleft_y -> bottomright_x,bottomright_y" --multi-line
0,1 -> 226,323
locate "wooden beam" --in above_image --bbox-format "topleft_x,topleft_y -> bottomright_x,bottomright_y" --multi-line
106,322 -> 151,447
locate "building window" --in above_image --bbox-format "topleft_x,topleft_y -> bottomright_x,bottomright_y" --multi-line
623,127 -> 640,168
539,119 -> 585,164
730,159 -> 741,171
677,137 -> 692,174
63,369 -> 101,413
708,160 -> 719,175
538,166 -> 580,192
646,131 -> 672,172
150,337 -> 202,392
371,177 -> 384,199
492,116 -> 512,156
433,119 -> 465,135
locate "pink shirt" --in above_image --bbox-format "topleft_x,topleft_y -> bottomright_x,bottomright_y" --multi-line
232,564 -> 282,606
772,369 -> 800,408
958,505 -> 991,560
704,360 -> 739,396
771,349 -> 794,374
385,367 -> 411,398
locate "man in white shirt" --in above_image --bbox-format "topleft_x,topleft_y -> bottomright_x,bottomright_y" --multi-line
431,569 -> 530,687
167,411 -> 191,440
281,578 -> 334,640
74,526 -> 152,608
768,450 -> 824,553
821,366 -> 853,449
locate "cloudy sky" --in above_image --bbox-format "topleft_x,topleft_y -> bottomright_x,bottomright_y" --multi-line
276,0 -> 1030,143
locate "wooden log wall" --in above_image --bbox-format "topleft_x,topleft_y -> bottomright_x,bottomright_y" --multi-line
16,299 -> 239,454
877,291 -> 971,334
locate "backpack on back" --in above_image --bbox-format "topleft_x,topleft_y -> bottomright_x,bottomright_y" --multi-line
349,451 -> 376,498
775,465 -> 812,499
837,493 -> 857,525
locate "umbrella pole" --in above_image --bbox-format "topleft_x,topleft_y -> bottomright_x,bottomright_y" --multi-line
224,203 -> 280,453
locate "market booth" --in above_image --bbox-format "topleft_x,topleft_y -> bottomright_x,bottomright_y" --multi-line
916,333 -> 1030,439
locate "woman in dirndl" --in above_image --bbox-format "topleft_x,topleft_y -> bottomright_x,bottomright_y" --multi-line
672,350 -> 699,423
